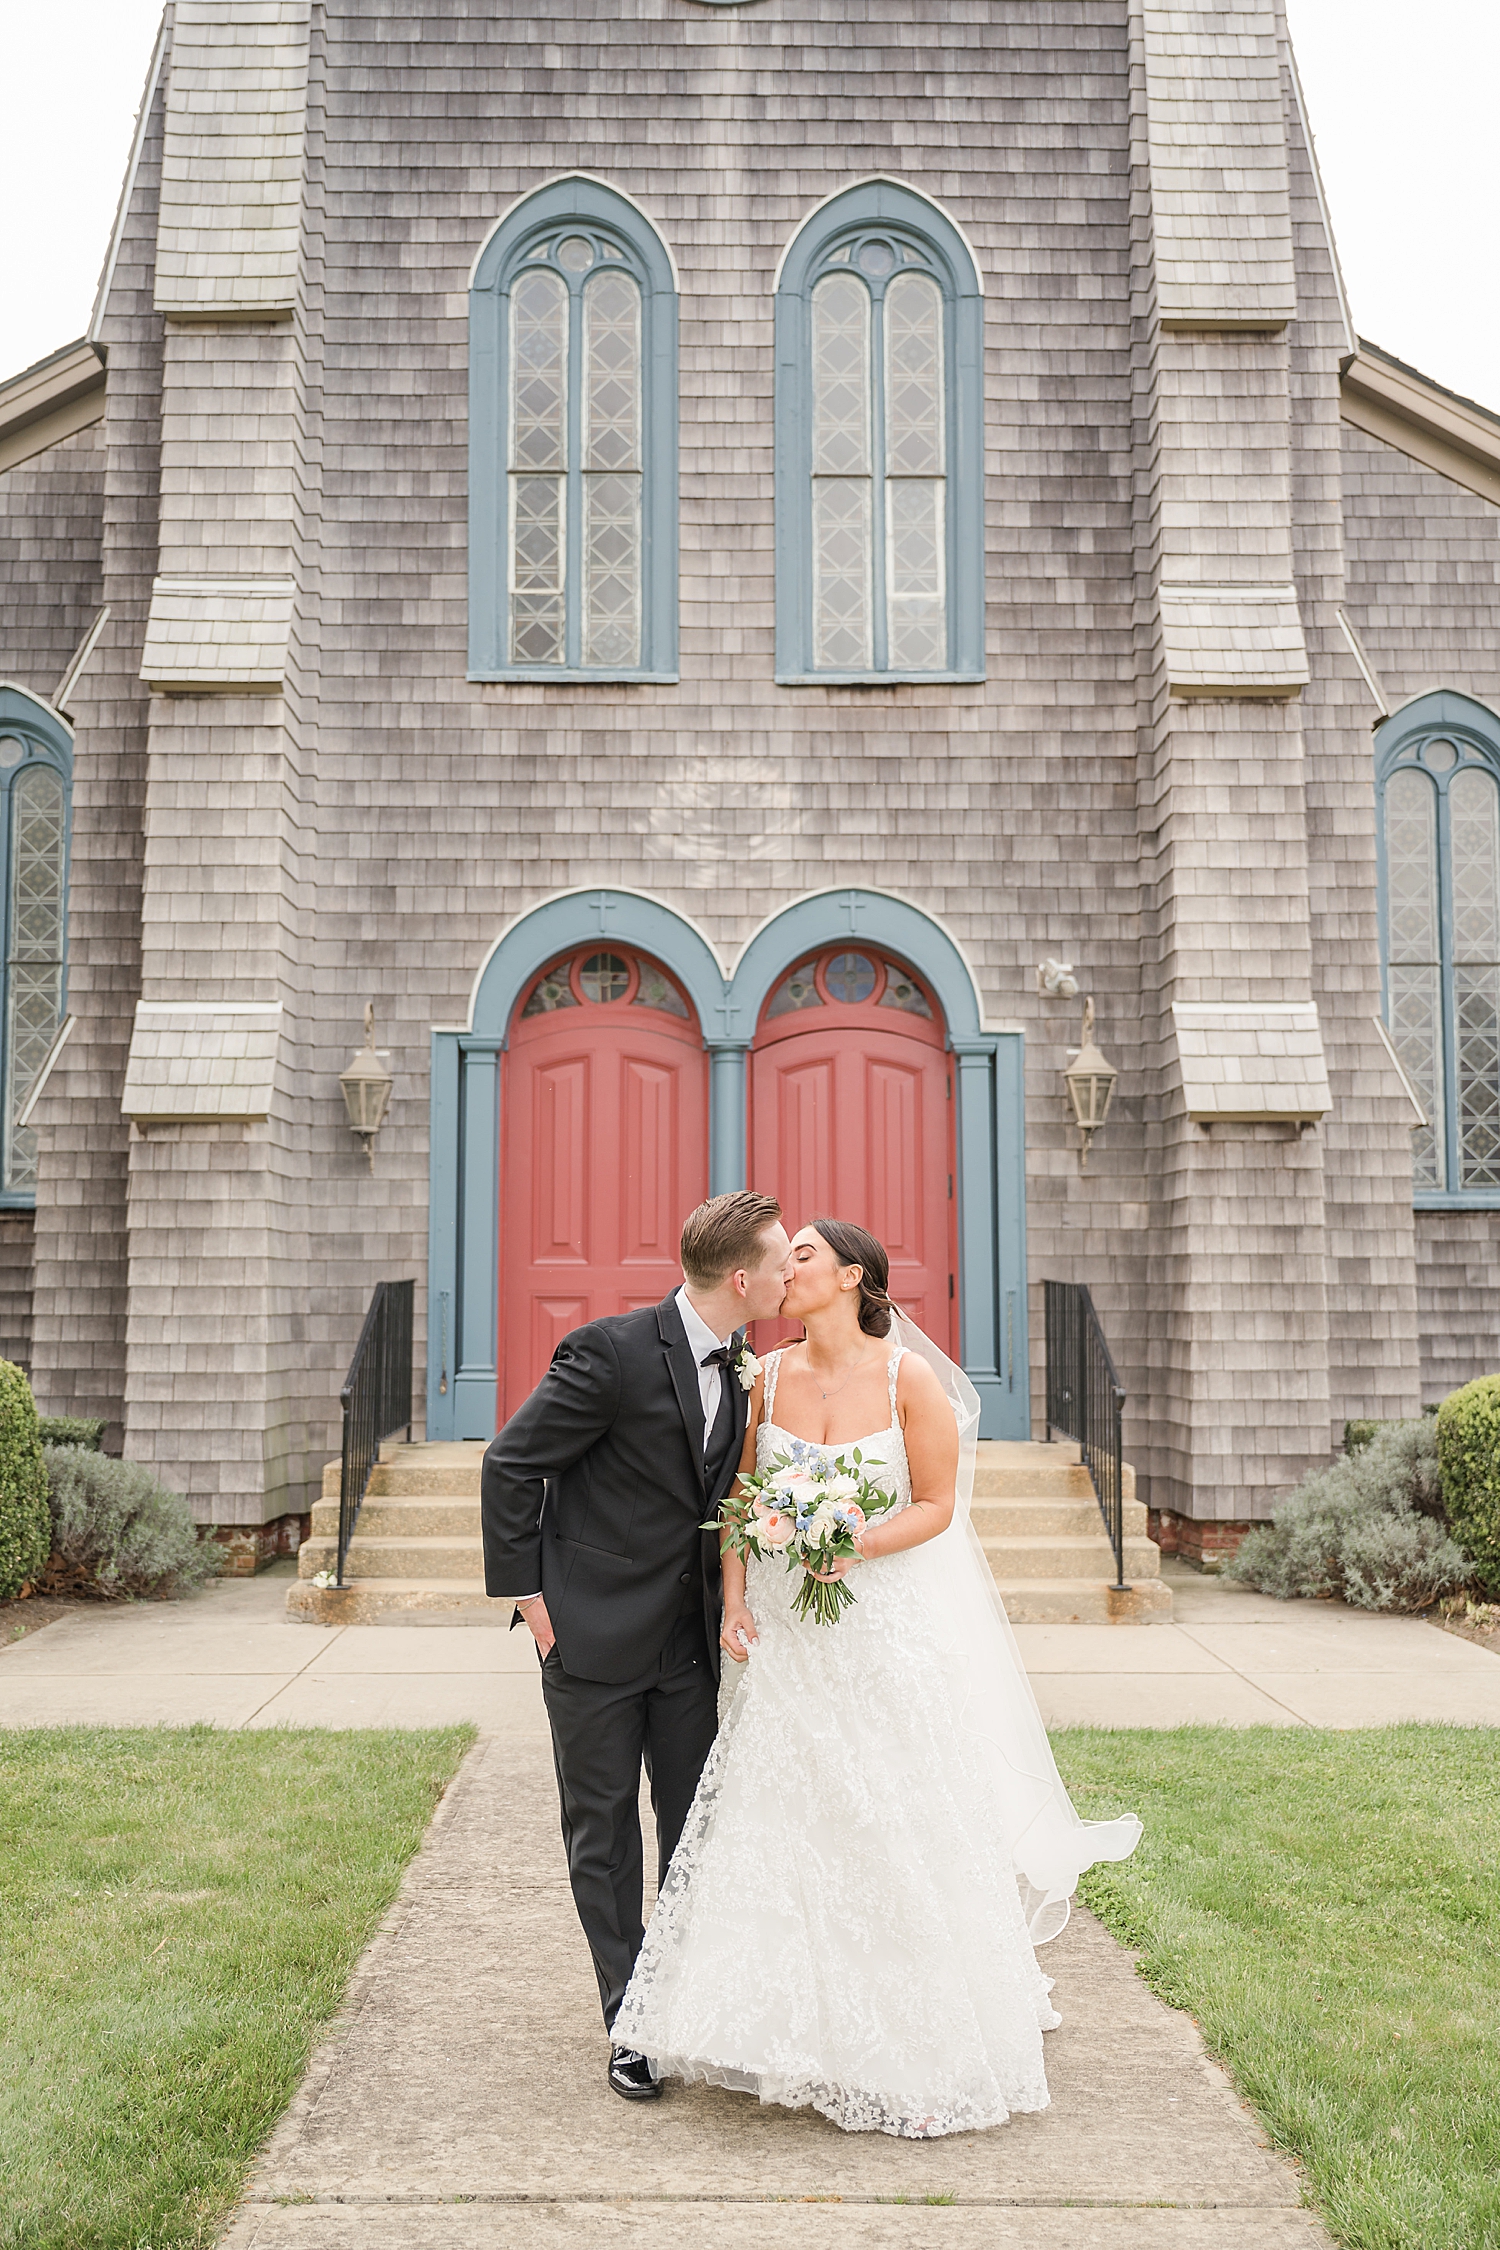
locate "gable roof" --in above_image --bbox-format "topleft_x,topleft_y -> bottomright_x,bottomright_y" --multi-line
0,338 -> 107,475
1341,339 -> 1500,507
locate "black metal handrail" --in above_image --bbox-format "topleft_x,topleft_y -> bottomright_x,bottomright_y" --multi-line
1043,1279 -> 1128,1591
337,1279 -> 415,1585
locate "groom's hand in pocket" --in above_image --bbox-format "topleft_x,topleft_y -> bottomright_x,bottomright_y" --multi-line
518,1595 -> 556,1658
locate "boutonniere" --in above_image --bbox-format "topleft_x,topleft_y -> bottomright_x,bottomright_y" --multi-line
734,1340 -> 762,1393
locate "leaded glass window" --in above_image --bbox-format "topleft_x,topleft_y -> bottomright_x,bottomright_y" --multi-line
776,183 -> 983,683
1378,706 -> 1500,1197
0,709 -> 70,1199
470,178 -> 677,681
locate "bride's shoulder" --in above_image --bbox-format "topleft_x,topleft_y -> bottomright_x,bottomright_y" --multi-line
893,1346 -> 947,1414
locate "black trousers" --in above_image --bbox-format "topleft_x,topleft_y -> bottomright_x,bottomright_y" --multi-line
540,1612 -> 719,2032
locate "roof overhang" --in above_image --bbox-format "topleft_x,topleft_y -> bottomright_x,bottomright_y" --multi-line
1340,343 -> 1500,508
0,339 -> 107,475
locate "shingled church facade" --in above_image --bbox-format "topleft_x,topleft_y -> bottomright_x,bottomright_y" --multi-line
1,0 -> 1498,1560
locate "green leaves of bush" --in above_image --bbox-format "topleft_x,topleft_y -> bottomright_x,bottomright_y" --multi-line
0,1359 -> 50,1599
42,1446 -> 220,1599
1436,1374 -> 1500,1599
1225,1420 -> 1472,1611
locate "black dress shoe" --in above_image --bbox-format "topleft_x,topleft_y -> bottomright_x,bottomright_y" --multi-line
608,2045 -> 662,2101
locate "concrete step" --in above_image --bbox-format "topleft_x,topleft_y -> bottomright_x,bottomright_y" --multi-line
992,1576 -> 1174,1624
310,1495 -> 481,1538
969,1497 -> 1149,1540
978,1533 -> 1163,1583
298,1532 -> 483,1582
287,1577 -> 499,1626
319,1441 -> 485,1501
972,1441 -> 1136,1502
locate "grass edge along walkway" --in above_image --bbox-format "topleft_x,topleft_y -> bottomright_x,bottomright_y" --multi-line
0,1724 -> 475,2250
1055,1724 -> 1500,2250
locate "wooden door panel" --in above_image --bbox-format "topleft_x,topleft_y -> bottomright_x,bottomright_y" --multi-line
618,1053 -> 679,1267
864,1056 -> 924,1257
530,1295 -> 590,1371
529,1053 -> 589,1264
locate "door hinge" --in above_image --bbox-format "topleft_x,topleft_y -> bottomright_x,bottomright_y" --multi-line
947,1173 -> 953,1199
948,1274 -> 955,1299
946,1073 -> 952,1098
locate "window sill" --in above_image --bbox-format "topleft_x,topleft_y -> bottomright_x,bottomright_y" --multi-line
0,1193 -> 37,1213
775,670 -> 986,688
1413,1193 -> 1500,1211
469,669 -> 680,686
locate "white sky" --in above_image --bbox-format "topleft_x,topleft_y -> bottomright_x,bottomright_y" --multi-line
2,1 -> 1497,407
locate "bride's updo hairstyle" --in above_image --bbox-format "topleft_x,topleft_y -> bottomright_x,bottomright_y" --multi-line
809,1218 -> 895,1338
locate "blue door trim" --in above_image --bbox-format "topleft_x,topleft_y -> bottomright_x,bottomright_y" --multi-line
428,886 -> 1027,1438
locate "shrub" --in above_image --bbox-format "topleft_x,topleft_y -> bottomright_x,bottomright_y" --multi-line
36,1416 -> 106,1451
1436,1374 -> 1500,1600
1226,1419 -> 1471,1611
0,1360 -> 50,1599
40,1447 -> 219,1599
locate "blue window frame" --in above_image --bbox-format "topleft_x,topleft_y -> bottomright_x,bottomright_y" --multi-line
469,178 -> 678,682
1376,690 -> 1500,1206
0,687 -> 71,1208
775,182 -> 985,686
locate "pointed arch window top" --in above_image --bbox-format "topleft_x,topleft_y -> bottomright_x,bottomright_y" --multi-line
775,181 -> 985,687
469,179 -> 678,684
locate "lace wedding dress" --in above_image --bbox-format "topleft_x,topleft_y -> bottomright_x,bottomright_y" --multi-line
613,1340 -> 1141,2139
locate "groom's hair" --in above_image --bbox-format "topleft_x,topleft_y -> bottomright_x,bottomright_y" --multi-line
680,1190 -> 783,1288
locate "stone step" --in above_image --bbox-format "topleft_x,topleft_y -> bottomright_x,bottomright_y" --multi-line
311,1495 -> 481,1538
992,1577 -> 1174,1624
978,1533 -> 1163,1583
971,1442 -> 1136,1503
287,1577 -> 499,1626
969,1497 -> 1149,1539
298,1532 -> 483,1582
319,1442 -> 486,1502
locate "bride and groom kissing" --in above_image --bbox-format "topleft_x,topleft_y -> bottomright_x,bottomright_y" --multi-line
481,1189 -> 1140,2140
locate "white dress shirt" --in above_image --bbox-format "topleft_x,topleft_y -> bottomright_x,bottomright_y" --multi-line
674,1286 -> 737,1452
511,1292 -> 737,1607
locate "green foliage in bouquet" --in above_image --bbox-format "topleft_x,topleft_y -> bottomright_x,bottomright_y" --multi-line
1436,1373 -> 1500,1599
0,1359 -> 51,1599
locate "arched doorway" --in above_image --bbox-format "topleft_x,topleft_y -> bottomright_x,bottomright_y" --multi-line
499,946 -> 708,1420
750,946 -> 956,1350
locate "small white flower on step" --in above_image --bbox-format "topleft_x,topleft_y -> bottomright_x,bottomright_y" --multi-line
310,1570 -> 335,1589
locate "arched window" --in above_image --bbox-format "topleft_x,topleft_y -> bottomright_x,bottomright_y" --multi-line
775,182 -> 984,685
469,177 -> 678,682
1377,692 -> 1500,1201
0,688 -> 70,1203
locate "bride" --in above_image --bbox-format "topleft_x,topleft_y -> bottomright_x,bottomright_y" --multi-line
612,1217 -> 1142,2139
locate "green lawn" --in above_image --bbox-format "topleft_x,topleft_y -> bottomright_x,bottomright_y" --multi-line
0,1725 -> 474,2250
1054,1726 -> 1500,2250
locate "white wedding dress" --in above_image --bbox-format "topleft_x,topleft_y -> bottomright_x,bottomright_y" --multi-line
613,1337 -> 1142,2139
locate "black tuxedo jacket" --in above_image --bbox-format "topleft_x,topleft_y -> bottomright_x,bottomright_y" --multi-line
480,1294 -> 748,1684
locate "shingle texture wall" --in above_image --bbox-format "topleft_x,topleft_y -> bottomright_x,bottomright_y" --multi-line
0,0 -> 1494,1524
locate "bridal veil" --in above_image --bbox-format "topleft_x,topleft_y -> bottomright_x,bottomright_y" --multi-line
889,1310 -> 1141,1941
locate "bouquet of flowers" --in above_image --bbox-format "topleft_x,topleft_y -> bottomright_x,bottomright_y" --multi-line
706,1442 -> 896,1625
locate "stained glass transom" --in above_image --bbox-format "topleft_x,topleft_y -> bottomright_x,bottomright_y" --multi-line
1381,731 -> 1500,1197
632,965 -> 689,1018
5,761 -> 66,1192
765,965 -> 822,1018
805,237 -> 949,675
879,963 -> 933,1017
824,952 -> 877,1004
505,233 -> 645,671
519,953 -> 690,1023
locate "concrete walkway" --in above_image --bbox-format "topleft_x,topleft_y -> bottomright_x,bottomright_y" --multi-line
217,1727 -> 1333,2250
2,1556 -> 1498,1731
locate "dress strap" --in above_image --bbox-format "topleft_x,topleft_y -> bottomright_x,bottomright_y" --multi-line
763,1348 -> 785,1422
887,1344 -> 905,1426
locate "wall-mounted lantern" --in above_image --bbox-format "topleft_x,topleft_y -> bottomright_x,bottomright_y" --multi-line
1063,996 -> 1118,1170
339,1004 -> 394,1170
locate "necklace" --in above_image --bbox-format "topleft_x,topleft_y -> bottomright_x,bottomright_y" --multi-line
807,1352 -> 867,1403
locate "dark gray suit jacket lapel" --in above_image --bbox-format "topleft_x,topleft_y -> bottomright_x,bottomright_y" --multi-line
657,1295 -> 708,1498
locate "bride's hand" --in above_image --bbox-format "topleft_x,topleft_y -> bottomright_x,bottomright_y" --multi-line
808,1535 -> 867,1583
720,1603 -> 759,1661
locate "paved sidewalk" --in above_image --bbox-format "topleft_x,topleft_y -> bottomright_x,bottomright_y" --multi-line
2,1556 -> 1497,1732
217,1730 -> 1332,2250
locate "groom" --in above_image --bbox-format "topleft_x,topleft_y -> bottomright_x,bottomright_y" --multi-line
481,1189 -> 791,2101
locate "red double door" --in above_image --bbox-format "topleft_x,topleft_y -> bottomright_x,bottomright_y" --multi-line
499,944 -> 955,1421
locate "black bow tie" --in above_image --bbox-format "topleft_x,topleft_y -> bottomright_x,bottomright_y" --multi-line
700,1344 -> 737,1370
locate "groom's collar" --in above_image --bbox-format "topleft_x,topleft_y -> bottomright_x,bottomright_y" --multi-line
673,1285 -> 738,1361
